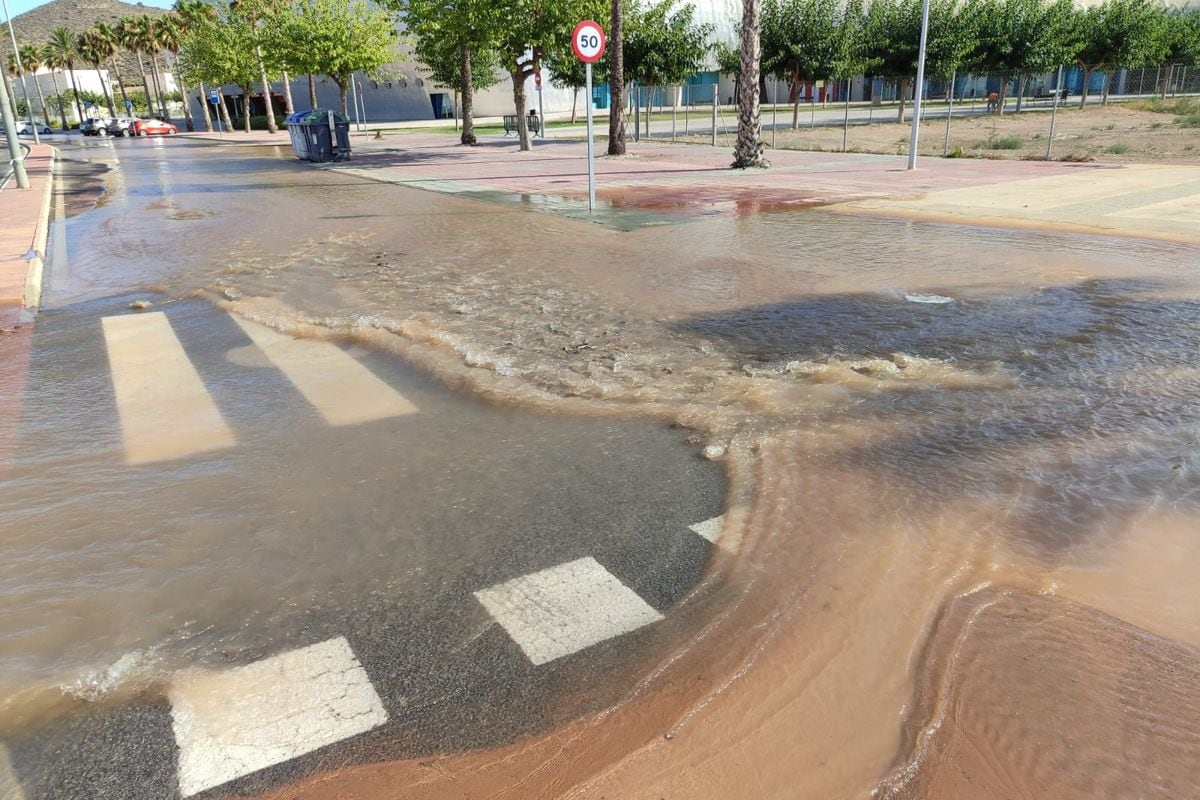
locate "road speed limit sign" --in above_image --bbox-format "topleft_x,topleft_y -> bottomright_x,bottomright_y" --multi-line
571,20 -> 606,63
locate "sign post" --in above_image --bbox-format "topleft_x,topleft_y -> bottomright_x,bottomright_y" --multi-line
535,70 -> 544,140
572,20 -> 606,212
208,89 -> 222,137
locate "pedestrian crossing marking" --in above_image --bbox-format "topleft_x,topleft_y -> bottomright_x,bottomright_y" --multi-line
0,743 -> 26,800
231,317 -> 418,426
101,312 -> 236,465
169,636 -> 387,798
689,515 -> 723,543
475,557 -> 664,665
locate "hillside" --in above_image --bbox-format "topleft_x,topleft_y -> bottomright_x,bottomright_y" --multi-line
3,0 -> 169,79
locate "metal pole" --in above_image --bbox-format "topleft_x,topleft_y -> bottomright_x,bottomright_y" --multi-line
1046,64 -> 1063,160
772,79 -> 777,148
1,66 -> 29,188
684,83 -> 689,135
907,0 -> 932,170
537,79 -> 544,139
672,86 -> 677,141
711,84 -> 717,146
634,83 -> 639,142
3,0 -> 38,144
585,61 -> 596,211
943,69 -> 955,156
350,76 -> 361,131
357,79 -> 367,130
842,77 -> 851,150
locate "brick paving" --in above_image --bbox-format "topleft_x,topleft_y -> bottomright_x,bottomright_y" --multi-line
1,144 -> 53,331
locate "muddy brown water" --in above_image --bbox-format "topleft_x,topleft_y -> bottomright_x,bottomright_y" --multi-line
6,139 -> 1200,798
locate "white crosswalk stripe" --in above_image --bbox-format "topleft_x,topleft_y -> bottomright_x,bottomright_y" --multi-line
688,514 -> 723,544
475,557 -> 664,666
231,316 -> 418,426
101,312 -> 236,465
169,636 -> 387,798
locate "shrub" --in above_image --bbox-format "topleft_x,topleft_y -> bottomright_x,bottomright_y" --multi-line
1103,143 -> 1129,154
945,146 -> 967,158
1179,113 -> 1200,129
987,135 -> 1024,150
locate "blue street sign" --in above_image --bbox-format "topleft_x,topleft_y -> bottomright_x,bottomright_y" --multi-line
208,90 -> 219,105
124,99 -> 133,110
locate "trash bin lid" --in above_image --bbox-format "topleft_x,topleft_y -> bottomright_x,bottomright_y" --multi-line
290,109 -> 350,125
284,111 -> 310,124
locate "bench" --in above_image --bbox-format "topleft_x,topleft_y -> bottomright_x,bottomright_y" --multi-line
502,113 -> 541,136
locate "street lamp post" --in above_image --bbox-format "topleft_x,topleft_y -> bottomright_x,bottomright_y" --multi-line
906,0 -> 931,170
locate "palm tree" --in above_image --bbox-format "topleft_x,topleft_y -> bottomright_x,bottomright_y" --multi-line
3,54 -> 20,124
94,24 -> 130,113
117,17 -> 155,117
39,44 -> 70,128
732,0 -> 769,168
46,27 -> 85,124
18,44 -> 53,128
135,17 -> 170,119
607,0 -> 626,155
77,29 -> 118,116
230,0 -> 278,134
155,14 -> 193,129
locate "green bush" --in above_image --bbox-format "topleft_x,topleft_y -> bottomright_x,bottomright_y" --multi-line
945,146 -> 968,158
232,115 -> 275,131
1103,143 -> 1129,154
1131,97 -> 1198,115
987,135 -> 1024,150
1179,112 -> 1200,129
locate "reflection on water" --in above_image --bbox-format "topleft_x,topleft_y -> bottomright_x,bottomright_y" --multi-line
8,140 -> 1200,797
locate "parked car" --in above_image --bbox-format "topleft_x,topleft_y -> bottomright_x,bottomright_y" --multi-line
80,117 -> 110,136
16,122 -> 53,136
132,118 -> 178,136
107,117 -> 135,136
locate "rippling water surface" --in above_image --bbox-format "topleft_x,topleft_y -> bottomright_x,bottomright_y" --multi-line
4,140 -> 1199,798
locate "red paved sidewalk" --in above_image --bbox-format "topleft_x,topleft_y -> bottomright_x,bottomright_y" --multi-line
1,144 -> 54,330
0,143 -> 52,476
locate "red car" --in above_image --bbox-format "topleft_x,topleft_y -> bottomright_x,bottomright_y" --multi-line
132,118 -> 178,136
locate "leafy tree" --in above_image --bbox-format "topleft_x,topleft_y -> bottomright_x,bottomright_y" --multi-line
966,0 -> 1078,112
733,0 -> 768,167
624,1 -> 713,136
762,0 -> 862,127
283,0 -> 399,116
174,1 -> 219,131
1075,0 -> 1169,106
177,8 -> 263,130
492,0 -> 606,151
397,0 -> 501,145
545,50 -> 597,123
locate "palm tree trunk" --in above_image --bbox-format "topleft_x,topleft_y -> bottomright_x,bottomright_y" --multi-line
109,57 -> 129,110
66,64 -> 83,124
606,0 -> 626,155
32,74 -> 51,128
149,54 -> 168,118
459,41 -> 476,145
94,62 -> 117,116
134,51 -> 153,115
48,69 -> 68,128
254,44 -> 278,133
197,80 -> 213,131
307,74 -> 317,108
281,69 -> 294,115
732,0 -> 768,168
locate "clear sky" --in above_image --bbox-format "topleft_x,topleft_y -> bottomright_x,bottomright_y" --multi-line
3,0 -> 175,22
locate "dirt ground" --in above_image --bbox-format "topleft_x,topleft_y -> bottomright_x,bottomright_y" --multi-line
730,101 -> 1200,165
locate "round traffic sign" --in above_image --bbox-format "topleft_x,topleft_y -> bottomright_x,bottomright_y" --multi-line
571,20 -> 606,63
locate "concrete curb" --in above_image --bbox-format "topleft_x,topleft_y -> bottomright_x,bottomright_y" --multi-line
21,146 -> 56,320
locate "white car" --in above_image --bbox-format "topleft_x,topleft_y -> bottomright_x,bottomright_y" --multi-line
16,122 -> 53,136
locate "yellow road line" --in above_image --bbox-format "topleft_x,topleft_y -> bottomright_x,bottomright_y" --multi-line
231,317 -> 417,426
102,312 -> 236,465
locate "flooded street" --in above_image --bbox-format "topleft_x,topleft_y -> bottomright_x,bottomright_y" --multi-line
3,136 -> 1199,798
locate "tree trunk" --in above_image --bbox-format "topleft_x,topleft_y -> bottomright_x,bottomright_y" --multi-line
897,78 -> 909,123
732,0 -> 768,168
571,86 -> 578,124
645,84 -> 653,138
607,0 -> 625,155
48,69 -> 68,128
281,69 -> 295,114
255,44 -> 277,133
197,80 -> 213,131
149,54 -> 167,118
511,68 -> 531,151
459,42 -> 476,145
218,92 -> 233,131
1079,67 -> 1092,108
791,68 -> 800,128
91,62 -> 117,116
337,80 -> 348,116
32,73 -> 51,128
66,65 -> 83,124
109,57 -> 129,111
1015,73 -> 1026,112
308,74 -> 317,108
998,77 -> 1008,115
1100,71 -> 1111,106
133,52 -> 153,116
